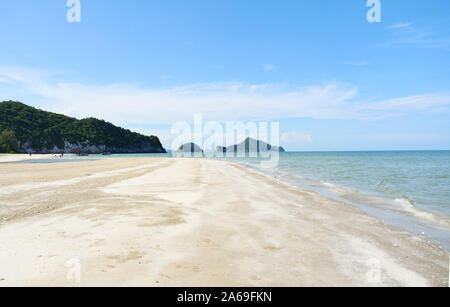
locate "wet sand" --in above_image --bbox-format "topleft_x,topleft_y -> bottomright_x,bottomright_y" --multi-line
0,157 -> 448,286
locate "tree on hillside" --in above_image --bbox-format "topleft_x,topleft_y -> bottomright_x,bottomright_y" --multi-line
0,130 -> 19,153
0,101 -> 166,153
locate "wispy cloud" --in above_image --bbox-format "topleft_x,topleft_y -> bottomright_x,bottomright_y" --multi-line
0,76 -> 10,83
364,94 -> 450,113
388,22 -> 412,30
344,61 -> 369,67
386,22 -> 450,50
1,66 -> 449,126
263,64 -> 277,72
159,74 -> 172,80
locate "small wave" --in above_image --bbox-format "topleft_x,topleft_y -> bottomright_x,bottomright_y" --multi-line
319,181 -> 358,196
394,198 -> 438,223
278,169 -> 449,228
223,156 -> 450,249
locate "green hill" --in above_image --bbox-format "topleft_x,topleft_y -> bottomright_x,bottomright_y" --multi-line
0,101 -> 166,154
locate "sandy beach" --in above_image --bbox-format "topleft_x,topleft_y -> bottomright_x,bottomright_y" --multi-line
0,154 -> 62,163
0,156 -> 448,287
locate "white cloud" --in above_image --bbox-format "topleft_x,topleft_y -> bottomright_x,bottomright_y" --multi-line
364,94 -> 450,112
388,22 -> 412,29
386,22 -> 450,49
0,66 -> 449,127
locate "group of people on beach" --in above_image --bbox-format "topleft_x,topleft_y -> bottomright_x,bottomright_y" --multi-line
28,153 -> 65,158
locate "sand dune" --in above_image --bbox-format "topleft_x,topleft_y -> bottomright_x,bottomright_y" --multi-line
0,158 -> 448,286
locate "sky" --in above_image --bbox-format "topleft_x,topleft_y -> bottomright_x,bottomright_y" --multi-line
0,0 -> 449,151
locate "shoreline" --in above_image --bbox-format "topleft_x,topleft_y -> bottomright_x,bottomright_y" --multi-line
230,159 -> 450,251
0,154 -> 78,163
0,157 -> 448,286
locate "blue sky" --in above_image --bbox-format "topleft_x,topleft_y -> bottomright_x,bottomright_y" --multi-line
0,0 -> 449,151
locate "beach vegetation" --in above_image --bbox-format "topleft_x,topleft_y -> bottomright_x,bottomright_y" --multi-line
0,101 -> 165,153
0,129 -> 19,153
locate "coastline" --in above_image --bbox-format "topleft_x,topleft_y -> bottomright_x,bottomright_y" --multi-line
215,152 -> 450,251
0,157 -> 448,286
0,154 -> 81,163
236,160 -> 450,250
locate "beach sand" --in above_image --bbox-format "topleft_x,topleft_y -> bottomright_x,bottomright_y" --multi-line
0,154 -> 61,163
0,157 -> 448,286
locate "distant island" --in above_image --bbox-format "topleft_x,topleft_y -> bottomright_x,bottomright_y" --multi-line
216,137 -> 285,153
0,101 -> 166,154
176,143 -> 204,153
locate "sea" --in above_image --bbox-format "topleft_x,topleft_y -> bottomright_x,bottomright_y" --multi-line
214,151 -> 450,250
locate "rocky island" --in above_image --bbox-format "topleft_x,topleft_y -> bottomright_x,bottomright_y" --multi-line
176,143 -> 204,153
216,137 -> 285,153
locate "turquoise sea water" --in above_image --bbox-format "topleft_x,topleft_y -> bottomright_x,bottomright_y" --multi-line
277,151 -> 450,216
217,151 -> 450,249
